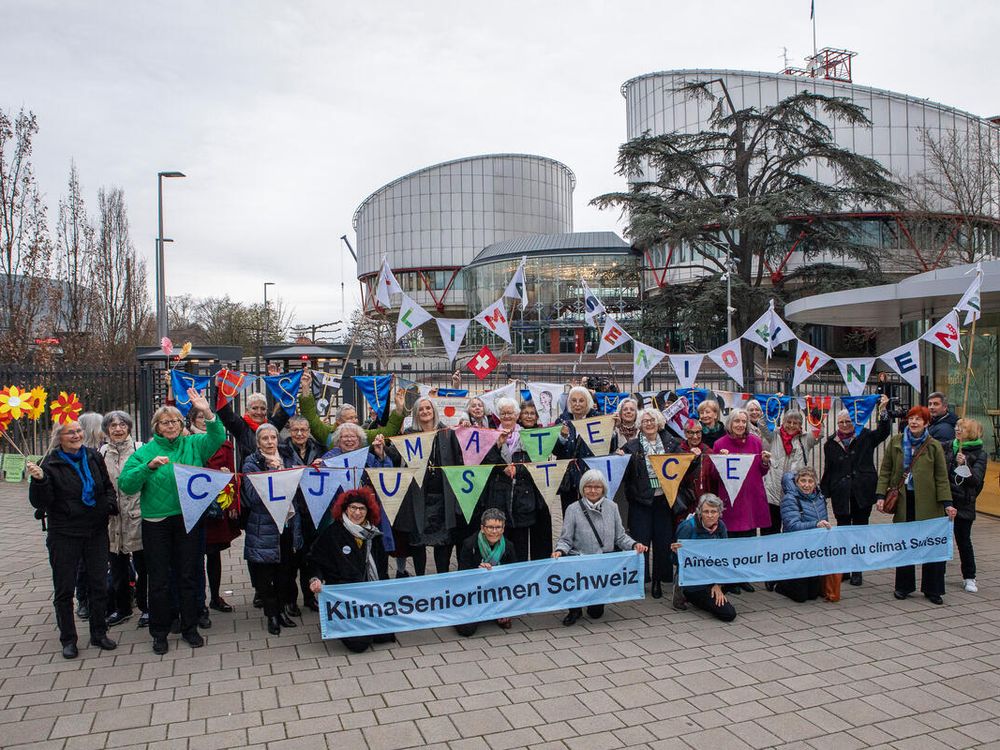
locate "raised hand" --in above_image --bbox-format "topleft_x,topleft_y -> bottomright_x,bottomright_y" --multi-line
300,369 -> 313,391
187,387 -> 210,414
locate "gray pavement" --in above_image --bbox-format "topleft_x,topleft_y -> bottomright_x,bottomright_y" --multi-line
2,480 -> 1000,750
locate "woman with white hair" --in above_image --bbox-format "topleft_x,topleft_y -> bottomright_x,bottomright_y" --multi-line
553,469 -> 647,626
217,389 -> 290,469
298,369 -> 407,449
762,410 -> 817,535
613,397 -> 640,445
555,385 -> 603,513
745,400 -> 773,443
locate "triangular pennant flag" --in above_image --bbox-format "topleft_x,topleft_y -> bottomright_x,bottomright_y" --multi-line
436,318 -> 472,363
709,453 -> 757,505
527,382 -> 565,426
571,414 -> 617,456
791,340 -> 832,389
503,256 -> 528,307
321,446 -> 370,490
474,297 -> 512,344
298,467 -> 342,528
520,426 -> 562,463
169,371 -> 213,417
387,431 -> 435,486
581,279 -> 606,328
956,264 -> 983,325
804,395 -> 833,437
675,388 -> 709,414
173,464 -> 234,533
647,454 -> 696,508
442,465 -> 495,523
662,396 -> 690,438
596,315 -> 632,358
835,358 -> 876,397
752,393 -> 792,430
375,257 -> 403,308
478,382 -> 518,417
742,300 -> 795,356
583,454 -> 631,500
365,467 -> 418,525
214,369 -> 257,410
454,426 -> 503,465
263,370 -> 304,417
524,460 -> 571,544
354,375 -> 393,418
594,392 -> 627,415
668,354 -> 704,390
768,305 -> 797,353
707,340 -> 745,388
840,395 -> 881,436
632,340 -> 667,385
395,294 -> 434,341
921,310 -> 962,362
880,340 -> 922,392
245,468 -> 305,531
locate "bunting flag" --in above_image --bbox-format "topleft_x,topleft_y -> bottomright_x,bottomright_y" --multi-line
753,393 -> 792,430
396,294 -> 434,341
442,465 -> 495,523
668,354 -> 705,390
662,396 -> 690,437
571,415 -> 616,456
632,341 -> 667,385
173,464 -> 234,533
466,345 -> 499,380
804,395 -> 833,436
715,390 -> 752,414
647,453 -> 696,508
583,454 -> 632,500
474,297 -> 512,343
835,358 -> 876,397
355,375 -> 393,418
520,426 -> 562,463
298,467 -> 343,527
742,300 -> 796,356
436,318 -> 472,363
263,370 -> 304,417
841,395 -> 881,435
430,396 -> 469,427
581,279 -> 606,328
436,388 -> 469,397
503,256 -> 528,307
375,257 -> 403,308
387,431 -> 435,485
595,392 -> 627,414
215,368 -> 257,410
365,467 -> 419,524
479,382 -> 518,416
921,310 -> 962,362
245,468 -> 305,530
791,340 -> 832,389
880,340 -> 922,392
169,371 -> 213,416
596,315 -> 632,358
321,447 -> 370,490
454,426 -> 503,465
524,460 -> 571,542
527,382 -> 565,426
675,388 -> 709,414
709,453 -> 757,506
956,263 -> 983,325
707,340 -> 745,388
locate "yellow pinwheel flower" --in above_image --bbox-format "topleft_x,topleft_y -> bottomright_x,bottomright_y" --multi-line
0,386 -> 30,420
27,386 -> 48,420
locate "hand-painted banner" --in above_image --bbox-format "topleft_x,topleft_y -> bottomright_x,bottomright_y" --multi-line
571,415 -> 616,457
474,297 -> 512,344
632,341 -> 667,386
583,454 -> 631,499
263,371 -> 304,417
647,453 -> 696,507
520,426 -> 562,463
596,315 -> 632,358
245,467 -> 305,530
527,382 -> 565,426
715,390 -> 752,414
215,369 -> 257,410
662,396 -> 690,437
668,354 -> 704,390
677,517 -> 953,586
479,382 -> 518,416
365,467 -> 418,524
442,465 -> 494,522
709,453 -> 756,505
436,318 -> 472,363
841,394 -> 881,435
707,340 -> 745,389
170,371 -> 213,417
387,431 -> 435,486
321,447 -> 370,490
791,340 -> 832,389
173,464 -> 233,532
396,294 -> 435,341
318,551 -> 644,638
455,426 -> 502,465
835,358 -> 876,397
880,340 -> 922,392
299,467 -> 343,527
581,279 -> 606,328
595,392 -> 627,415
921,310 -> 962,362
523,460 -> 572,533
430,396 -> 469,427
375,257 -> 403,308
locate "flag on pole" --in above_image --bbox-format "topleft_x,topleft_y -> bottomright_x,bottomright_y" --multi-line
503,256 -> 528,307
955,263 -> 983,325
375,257 -> 402,308
596,315 -> 632,358
581,279 -> 606,328
921,310 -> 962,362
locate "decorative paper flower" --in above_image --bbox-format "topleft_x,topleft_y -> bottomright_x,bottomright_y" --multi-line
26,386 -> 47,420
0,411 -> 12,434
0,386 -> 30,420
178,341 -> 192,361
50,391 -> 83,425
161,337 -> 174,356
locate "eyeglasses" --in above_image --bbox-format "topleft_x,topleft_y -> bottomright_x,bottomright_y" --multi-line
159,419 -> 183,427
62,429 -> 84,436
482,524 -> 504,532
684,430 -> 701,435
346,505 -> 367,513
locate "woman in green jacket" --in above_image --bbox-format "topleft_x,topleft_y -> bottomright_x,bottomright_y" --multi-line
876,405 -> 955,605
118,388 -> 225,655
298,369 -> 406,447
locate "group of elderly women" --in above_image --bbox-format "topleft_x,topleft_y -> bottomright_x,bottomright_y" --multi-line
26,370 -> 988,658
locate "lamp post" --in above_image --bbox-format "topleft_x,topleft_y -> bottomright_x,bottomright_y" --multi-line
259,281 -> 274,374
156,171 -> 185,341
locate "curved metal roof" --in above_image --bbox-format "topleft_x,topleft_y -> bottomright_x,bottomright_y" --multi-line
468,231 -> 631,267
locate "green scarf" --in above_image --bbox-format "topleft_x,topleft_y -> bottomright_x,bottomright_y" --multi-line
953,438 -> 984,454
477,532 -> 506,565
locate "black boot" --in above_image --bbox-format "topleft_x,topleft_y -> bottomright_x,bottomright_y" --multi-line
850,572 -> 863,586
267,616 -> 281,635
277,612 -> 297,628
650,581 -> 663,599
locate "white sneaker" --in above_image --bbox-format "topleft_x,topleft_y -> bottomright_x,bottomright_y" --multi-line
964,579 -> 978,593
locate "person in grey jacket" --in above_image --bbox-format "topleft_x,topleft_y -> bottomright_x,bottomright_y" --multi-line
552,469 -> 647,626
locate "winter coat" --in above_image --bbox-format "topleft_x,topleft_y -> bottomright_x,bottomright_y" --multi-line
280,435 -> 325,536
476,439 -> 543,529
102,439 -> 143,553
712,433 -> 770,533
699,422 -> 726,449
820,414 -> 891,517
241,450 -> 303,564
948,444 -> 988,521
765,430 -> 816,506
217,401 -> 290,469
554,408 -> 614,510
781,482 -> 829,533
387,425 -> 462,545
458,531 -> 519,570
621,431 -> 685,513
318,445 -> 396,553
118,417 -> 226,519
299,393 -> 403,449
876,433 -> 952,522
928,410 -> 959,452
675,513 -> 728,594
678,442 -> 719,511
555,498 -> 636,556
308,520 -> 386,585
202,439 -> 241,548
29,446 -> 117,538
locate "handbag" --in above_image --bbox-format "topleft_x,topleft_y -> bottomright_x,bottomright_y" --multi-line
821,573 -> 841,602
882,440 -> 929,514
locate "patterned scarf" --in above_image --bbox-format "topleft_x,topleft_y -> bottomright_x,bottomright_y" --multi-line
500,424 -> 522,464
342,517 -> 380,582
617,420 -> 638,443
639,432 -> 664,488
477,532 -> 506,565
902,428 -> 928,490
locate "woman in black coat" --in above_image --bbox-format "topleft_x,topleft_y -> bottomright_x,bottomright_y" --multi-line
620,408 -> 682,599
948,418 -> 988,593
455,507 -> 519,636
27,421 -> 119,658
820,395 -> 890,586
555,386 -> 607,513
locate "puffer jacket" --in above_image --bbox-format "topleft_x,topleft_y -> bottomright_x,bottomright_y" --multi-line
781,477 -> 829,533
674,513 -> 728,594
241,450 -> 303,564
103,439 -> 143,553
765,430 -> 816,506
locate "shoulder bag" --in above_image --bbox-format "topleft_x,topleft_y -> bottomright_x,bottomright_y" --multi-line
882,440 -> 929,514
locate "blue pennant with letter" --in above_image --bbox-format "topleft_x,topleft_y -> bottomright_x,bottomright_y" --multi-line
594,392 -> 626,415
170,371 -> 213,416
840,394 -> 881,435
675,388 -> 709,414
263,370 -> 304,416
752,393 -> 792,430
355,375 -> 393,419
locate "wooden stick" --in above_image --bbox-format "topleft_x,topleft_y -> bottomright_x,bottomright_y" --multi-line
0,429 -> 26,457
961,319 -> 977,418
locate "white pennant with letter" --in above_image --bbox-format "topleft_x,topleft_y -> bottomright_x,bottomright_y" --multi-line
835,358 -> 876,397
880,340 -> 922,393
436,318 -> 471,363
709,454 -> 756,506
395,294 -> 434,341
173,465 -> 234,533
668,354 -> 704,390
583,455 -> 631,499
791,340 -> 831,389
708,339 -> 745,388
632,340 -> 666,385
474,297 -> 512,343
581,279 -> 606,328
596,315 -> 632,358
503,256 -> 528,307
921,310 -> 962,362
246,468 -> 305,530
365,467 -> 418,525
375,257 -> 402,308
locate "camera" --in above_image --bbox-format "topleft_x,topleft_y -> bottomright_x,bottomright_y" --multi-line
885,396 -> 908,420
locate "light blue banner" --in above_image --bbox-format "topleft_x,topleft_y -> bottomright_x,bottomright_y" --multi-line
677,518 -> 953,586
319,551 -> 645,638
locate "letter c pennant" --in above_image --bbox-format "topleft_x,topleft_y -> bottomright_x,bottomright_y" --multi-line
173,464 -> 234,532
647,453 -> 696,507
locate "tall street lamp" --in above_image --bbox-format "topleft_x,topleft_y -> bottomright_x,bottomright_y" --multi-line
156,170 -> 185,341
259,282 -> 275,374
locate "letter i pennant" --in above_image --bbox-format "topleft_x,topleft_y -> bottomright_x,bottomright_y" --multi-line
442,465 -> 495,523
174,464 -> 234,533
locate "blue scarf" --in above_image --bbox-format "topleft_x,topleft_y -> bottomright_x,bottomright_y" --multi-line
57,448 -> 96,507
901,428 -> 928,490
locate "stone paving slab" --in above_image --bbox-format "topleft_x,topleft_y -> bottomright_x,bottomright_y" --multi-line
3,480 -> 1000,749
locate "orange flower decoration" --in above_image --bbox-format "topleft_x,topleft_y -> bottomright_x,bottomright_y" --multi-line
0,386 -> 30,420
50,391 -> 83,425
0,411 -> 12,434
26,386 -> 48,420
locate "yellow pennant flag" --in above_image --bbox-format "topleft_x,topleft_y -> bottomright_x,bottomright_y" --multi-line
647,453 -> 696,508
387,430 -> 436,486
523,459 -> 572,547
364,467 -> 419,525
571,415 -> 616,457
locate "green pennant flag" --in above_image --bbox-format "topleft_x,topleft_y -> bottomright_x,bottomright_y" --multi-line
442,464 -> 495,523
519,426 -> 562,463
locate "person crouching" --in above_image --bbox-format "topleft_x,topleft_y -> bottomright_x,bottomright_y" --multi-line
455,508 -> 519,636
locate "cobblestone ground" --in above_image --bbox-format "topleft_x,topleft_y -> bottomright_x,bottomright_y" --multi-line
3,481 -> 1000,750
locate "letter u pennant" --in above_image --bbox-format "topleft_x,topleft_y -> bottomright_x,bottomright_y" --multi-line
365,467 -> 419,525
647,454 -> 696,508
174,464 -> 237,532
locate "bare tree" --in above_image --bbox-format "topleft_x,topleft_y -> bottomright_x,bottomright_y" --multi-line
347,308 -> 395,369
55,161 -> 97,361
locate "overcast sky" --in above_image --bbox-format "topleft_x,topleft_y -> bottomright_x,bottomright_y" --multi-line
3,0 -> 997,330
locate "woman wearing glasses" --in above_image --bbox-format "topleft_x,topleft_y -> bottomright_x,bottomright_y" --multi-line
455,508 -> 519,636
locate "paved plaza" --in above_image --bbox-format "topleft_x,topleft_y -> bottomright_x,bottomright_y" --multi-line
2,482 -> 1000,750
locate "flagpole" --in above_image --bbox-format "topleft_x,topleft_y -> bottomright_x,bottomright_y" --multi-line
960,319 -> 977,418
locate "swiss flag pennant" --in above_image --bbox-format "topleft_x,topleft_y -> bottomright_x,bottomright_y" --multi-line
466,345 -> 499,380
